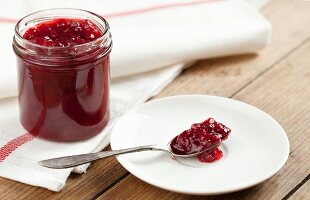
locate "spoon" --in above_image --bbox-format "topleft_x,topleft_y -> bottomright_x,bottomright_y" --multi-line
38,140 -> 219,169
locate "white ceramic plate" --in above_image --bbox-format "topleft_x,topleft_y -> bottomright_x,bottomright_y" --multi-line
110,95 -> 289,195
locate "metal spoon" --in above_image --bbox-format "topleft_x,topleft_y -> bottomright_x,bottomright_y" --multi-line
38,140 -> 219,169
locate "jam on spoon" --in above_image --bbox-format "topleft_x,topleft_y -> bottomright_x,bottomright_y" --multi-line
39,117 -> 231,169
170,118 -> 231,162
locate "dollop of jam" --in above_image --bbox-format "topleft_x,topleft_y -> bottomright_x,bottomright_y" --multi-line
170,118 -> 231,162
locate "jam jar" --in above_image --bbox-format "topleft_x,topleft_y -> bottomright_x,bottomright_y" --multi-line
12,8 -> 112,141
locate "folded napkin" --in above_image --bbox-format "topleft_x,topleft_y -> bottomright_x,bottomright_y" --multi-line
0,0 -> 271,191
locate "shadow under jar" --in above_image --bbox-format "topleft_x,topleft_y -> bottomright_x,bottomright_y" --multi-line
12,8 -> 112,142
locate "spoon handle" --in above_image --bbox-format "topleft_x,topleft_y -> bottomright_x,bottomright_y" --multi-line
38,145 -> 164,169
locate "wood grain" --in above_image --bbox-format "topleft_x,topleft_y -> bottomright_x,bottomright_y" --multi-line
1,0 -> 310,199
289,178 -> 310,200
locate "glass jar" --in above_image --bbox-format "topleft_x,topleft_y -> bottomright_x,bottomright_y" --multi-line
12,8 -> 112,142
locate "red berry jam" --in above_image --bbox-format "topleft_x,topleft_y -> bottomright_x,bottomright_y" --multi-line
13,9 -> 112,141
197,147 -> 223,163
170,118 -> 231,162
23,18 -> 102,47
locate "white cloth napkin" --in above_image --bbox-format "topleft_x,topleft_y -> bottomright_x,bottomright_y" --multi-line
0,0 -> 271,191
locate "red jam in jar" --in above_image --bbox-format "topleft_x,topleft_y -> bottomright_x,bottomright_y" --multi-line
13,9 -> 112,141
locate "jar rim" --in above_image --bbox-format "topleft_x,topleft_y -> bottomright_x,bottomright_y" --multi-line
14,8 -> 111,50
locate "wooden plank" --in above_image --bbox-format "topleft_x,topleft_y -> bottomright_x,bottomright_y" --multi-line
98,16 -> 310,200
99,175 -> 208,200
289,179 -> 310,200
1,0 -> 310,199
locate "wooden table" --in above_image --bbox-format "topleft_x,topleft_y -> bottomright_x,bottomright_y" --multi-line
1,0 -> 309,199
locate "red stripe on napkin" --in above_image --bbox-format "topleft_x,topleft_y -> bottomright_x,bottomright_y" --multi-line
0,17 -> 17,23
0,0 -> 218,24
102,0 -> 218,18
0,133 -> 34,162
